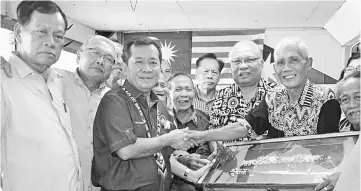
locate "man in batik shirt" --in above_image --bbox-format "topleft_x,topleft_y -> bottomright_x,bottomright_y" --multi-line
245,37 -> 341,138
209,40 -> 276,145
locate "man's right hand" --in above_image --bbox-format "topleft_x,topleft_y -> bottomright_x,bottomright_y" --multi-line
1,56 -> 12,77
164,128 -> 197,151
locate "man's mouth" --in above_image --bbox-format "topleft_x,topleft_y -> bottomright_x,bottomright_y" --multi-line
283,74 -> 297,79
140,76 -> 153,80
156,93 -> 164,97
178,100 -> 190,105
40,52 -> 55,57
92,67 -> 104,72
205,82 -> 214,85
239,72 -> 251,77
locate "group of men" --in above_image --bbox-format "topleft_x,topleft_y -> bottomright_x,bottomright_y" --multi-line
0,1 -> 360,191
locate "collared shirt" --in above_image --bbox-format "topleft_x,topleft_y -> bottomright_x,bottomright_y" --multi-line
339,118 -> 358,132
1,53 -> 81,191
193,85 -> 217,115
209,78 -> 276,145
172,107 -> 210,154
92,80 -> 174,191
59,68 -> 110,191
246,80 -> 341,138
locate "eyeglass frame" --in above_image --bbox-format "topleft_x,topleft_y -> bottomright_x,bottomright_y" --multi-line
343,66 -> 360,73
81,47 -> 115,65
230,57 -> 261,66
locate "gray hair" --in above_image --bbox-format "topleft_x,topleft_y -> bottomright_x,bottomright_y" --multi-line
335,70 -> 360,98
78,35 -> 116,56
274,37 -> 309,60
229,40 -> 262,58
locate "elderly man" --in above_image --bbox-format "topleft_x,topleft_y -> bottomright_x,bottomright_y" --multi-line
1,1 -> 81,191
315,70 -> 360,191
167,72 -> 216,191
161,59 -> 172,80
194,53 -> 224,115
209,40 -> 276,144
91,37 -> 195,191
59,35 -> 117,191
188,37 -> 341,142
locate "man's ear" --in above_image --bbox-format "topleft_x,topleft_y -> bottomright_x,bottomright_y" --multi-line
76,51 -> 81,64
307,57 -> 313,69
14,23 -> 22,44
259,59 -> 264,69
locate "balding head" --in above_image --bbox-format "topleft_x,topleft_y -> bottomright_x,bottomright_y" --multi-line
229,40 -> 262,59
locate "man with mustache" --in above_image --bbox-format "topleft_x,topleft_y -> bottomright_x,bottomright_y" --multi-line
91,37 -> 195,191
194,53 -> 224,115
208,40 -> 276,145
1,1 -> 82,190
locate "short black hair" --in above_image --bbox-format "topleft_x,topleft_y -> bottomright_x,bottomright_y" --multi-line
17,1 -> 68,30
121,37 -> 162,65
168,72 -> 194,89
195,53 -> 225,73
339,53 -> 360,80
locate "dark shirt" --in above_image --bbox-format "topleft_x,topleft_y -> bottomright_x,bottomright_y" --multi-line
173,108 -> 210,154
246,80 -> 341,138
92,80 -> 175,191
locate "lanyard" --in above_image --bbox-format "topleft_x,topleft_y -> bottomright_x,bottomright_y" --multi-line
121,86 -> 159,138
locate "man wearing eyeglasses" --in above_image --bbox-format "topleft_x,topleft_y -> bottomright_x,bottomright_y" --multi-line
208,40 -> 276,145
59,35 -> 117,191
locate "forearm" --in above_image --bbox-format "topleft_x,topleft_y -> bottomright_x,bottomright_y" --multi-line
203,120 -> 249,141
116,136 -> 169,160
170,155 -> 199,182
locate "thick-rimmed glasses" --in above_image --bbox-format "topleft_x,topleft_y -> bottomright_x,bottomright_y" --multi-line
231,57 -> 260,66
83,48 -> 115,65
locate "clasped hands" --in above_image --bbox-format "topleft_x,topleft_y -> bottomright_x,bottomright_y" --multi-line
165,128 -> 207,151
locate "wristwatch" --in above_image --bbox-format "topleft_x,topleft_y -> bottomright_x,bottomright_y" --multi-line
184,168 -> 190,178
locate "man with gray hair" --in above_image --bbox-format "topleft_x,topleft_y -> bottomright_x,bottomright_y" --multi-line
208,40 -> 276,145
187,37 -> 341,142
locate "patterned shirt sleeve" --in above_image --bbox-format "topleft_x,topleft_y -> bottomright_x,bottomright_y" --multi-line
317,99 -> 341,134
208,91 -> 221,130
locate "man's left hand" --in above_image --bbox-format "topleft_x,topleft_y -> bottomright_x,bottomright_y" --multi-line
314,172 -> 341,191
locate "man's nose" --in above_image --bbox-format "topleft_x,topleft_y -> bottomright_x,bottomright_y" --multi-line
43,34 -> 55,49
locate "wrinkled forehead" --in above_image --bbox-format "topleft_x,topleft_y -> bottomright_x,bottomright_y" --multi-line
87,39 -> 116,56
339,78 -> 361,96
275,45 -> 306,60
171,75 -> 194,88
229,44 -> 261,59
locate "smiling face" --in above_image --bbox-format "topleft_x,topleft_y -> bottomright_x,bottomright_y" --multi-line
153,73 -> 168,102
161,60 -> 172,80
338,77 -> 360,128
196,58 -> 221,90
15,10 -> 65,73
77,38 -> 116,84
169,75 -> 195,111
229,43 -> 264,87
274,45 -> 312,90
126,44 -> 161,93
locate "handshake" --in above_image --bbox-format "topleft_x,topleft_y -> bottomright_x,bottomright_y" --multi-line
163,127 -> 207,151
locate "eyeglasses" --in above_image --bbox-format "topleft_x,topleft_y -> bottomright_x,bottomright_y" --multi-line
344,66 -> 360,73
83,48 -> 115,65
231,57 -> 260,66
338,94 -> 360,106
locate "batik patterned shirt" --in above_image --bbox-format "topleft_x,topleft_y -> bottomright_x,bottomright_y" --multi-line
246,80 -> 341,138
209,78 -> 277,144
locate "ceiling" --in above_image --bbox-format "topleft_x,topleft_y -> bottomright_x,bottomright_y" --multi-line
53,0 -> 345,32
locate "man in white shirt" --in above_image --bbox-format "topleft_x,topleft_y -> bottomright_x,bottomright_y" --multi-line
1,1 -> 81,191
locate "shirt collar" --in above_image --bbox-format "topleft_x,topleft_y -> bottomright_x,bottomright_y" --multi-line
74,68 -> 107,93
9,52 -> 63,79
297,79 -> 314,107
173,106 -> 198,125
235,78 -> 267,100
123,80 -> 159,102
195,84 -> 217,102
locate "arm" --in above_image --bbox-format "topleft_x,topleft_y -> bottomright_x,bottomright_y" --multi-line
94,95 -> 190,161
188,121 -> 250,142
317,99 -> 341,134
170,154 -> 214,183
116,129 -> 191,160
